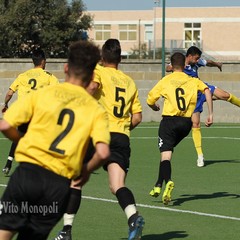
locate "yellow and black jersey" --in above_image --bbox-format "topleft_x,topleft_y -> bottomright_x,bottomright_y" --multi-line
93,64 -> 142,136
10,68 -> 59,99
147,72 -> 208,117
3,82 -> 110,179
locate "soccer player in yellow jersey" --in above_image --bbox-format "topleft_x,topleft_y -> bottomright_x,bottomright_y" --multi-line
167,46 -> 240,167
2,49 -> 59,176
55,39 -> 144,240
0,41 -> 110,240
147,52 -> 213,205
94,39 -> 144,240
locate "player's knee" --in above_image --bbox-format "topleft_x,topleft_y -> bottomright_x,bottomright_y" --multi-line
192,122 -> 200,128
214,91 -> 230,100
191,117 -> 200,128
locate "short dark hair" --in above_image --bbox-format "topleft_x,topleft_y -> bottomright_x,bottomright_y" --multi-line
68,41 -> 101,83
32,49 -> 46,66
102,39 -> 121,65
171,52 -> 185,69
186,46 -> 202,57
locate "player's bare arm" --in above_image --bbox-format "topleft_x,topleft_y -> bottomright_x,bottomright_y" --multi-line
2,89 -> 14,113
206,60 -> 222,72
0,120 -> 22,142
203,88 -> 213,127
166,63 -> 173,72
130,112 -> 142,130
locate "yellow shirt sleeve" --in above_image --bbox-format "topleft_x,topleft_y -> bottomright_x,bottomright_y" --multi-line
147,79 -> 162,106
3,92 -> 35,127
9,77 -> 20,92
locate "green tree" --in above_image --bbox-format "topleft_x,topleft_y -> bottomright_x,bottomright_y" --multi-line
0,0 -> 93,57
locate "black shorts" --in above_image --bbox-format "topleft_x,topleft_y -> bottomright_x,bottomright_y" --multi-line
158,116 -> 192,152
0,163 -> 71,240
103,132 -> 131,173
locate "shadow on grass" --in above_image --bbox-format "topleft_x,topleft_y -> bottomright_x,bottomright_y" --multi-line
172,192 -> 240,206
3,175 -> 11,178
121,231 -> 188,240
142,231 -> 188,239
204,159 -> 240,166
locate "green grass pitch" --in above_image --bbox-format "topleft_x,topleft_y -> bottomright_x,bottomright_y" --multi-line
0,122 -> 239,240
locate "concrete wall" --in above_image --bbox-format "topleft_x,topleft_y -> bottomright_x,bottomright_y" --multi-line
1,59 -> 240,123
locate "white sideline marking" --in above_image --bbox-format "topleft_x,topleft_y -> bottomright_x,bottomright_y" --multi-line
137,126 -> 240,129
83,195 -> 240,221
131,136 -> 240,140
0,184 -> 239,221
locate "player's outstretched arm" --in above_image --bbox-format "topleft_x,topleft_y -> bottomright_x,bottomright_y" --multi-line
204,88 -> 213,127
206,60 -> 222,72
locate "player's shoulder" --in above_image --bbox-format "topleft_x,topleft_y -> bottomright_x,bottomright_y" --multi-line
43,70 -> 59,81
191,76 -> 200,81
197,58 -> 207,66
191,76 -> 204,86
161,71 -> 177,81
85,90 -> 106,113
94,63 -> 104,74
95,63 -> 103,70
119,70 -> 138,89
17,68 -> 32,77
117,68 -> 134,81
43,70 -> 54,76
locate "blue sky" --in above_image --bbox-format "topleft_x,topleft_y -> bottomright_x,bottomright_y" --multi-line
83,0 -> 240,11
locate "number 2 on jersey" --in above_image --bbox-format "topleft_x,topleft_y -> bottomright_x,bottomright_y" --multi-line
28,79 -> 37,90
49,109 -> 75,154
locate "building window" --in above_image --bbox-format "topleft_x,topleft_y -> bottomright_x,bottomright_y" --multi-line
94,24 -> 111,41
144,24 -> 153,42
119,24 -> 137,41
184,23 -> 201,49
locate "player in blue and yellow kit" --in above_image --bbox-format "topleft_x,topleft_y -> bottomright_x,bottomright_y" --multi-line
0,41 -> 110,240
148,52 -> 213,205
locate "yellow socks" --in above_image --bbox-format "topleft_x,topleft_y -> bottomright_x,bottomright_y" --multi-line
192,127 -> 203,156
227,94 -> 240,107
